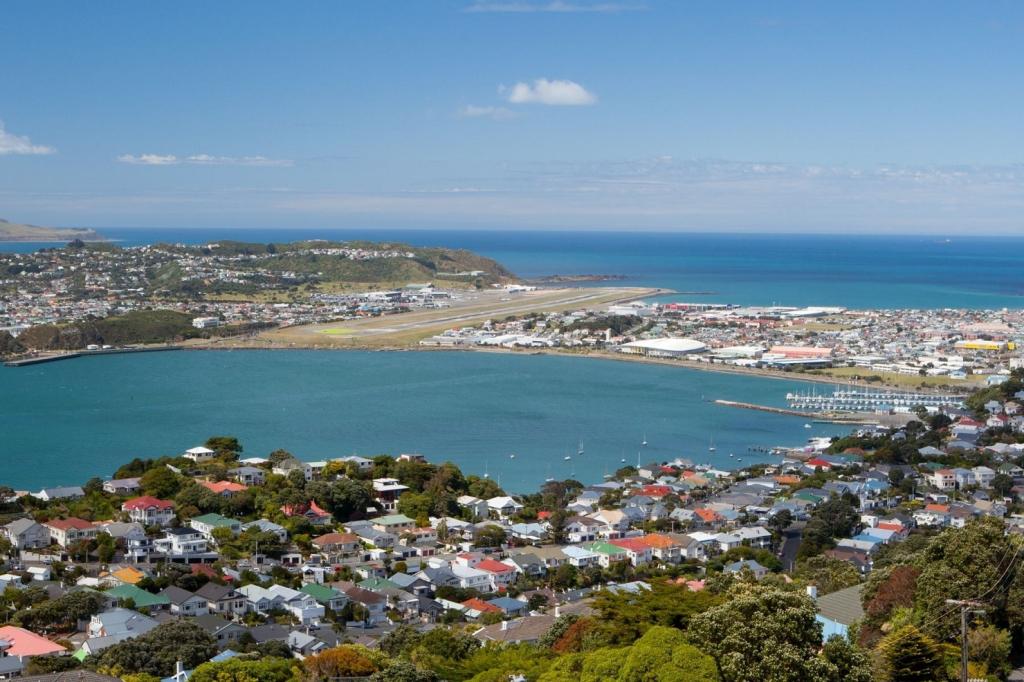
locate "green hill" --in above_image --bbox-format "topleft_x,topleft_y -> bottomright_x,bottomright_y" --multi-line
0,218 -> 106,242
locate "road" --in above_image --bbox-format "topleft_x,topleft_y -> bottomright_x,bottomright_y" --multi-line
779,521 -> 806,572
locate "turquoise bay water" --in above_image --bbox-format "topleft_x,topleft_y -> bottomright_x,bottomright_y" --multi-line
0,350 -> 841,492
4,229 -> 1020,491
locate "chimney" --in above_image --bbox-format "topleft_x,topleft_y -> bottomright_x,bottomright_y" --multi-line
806,585 -> 818,600
175,661 -> 185,678
554,606 -> 560,618
500,620 -> 508,631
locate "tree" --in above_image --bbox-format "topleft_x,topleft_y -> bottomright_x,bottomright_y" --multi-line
140,466 -> 182,499
794,556 -> 861,595
991,473 -> 1014,497
688,583 -> 828,682
616,626 -> 719,682
767,509 -> 793,536
369,660 -> 439,682
189,657 -> 299,682
473,525 -> 506,549
205,436 -> 243,460
307,478 -> 375,521
877,625 -> 942,682
96,621 -> 218,677
303,645 -> 378,680
966,623 -> 1011,679
914,517 -> 1019,640
268,449 -> 294,466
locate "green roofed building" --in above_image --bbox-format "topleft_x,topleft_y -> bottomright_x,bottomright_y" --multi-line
105,583 -> 170,610
299,583 -> 349,611
582,541 -> 628,567
358,577 -> 401,592
370,514 -> 416,533
190,513 -> 242,538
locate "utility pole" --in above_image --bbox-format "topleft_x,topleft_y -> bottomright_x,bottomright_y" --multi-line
945,599 -> 986,682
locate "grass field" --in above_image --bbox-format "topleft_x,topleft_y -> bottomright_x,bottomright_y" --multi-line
807,366 -> 983,390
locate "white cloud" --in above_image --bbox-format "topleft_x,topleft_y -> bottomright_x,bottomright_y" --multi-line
0,121 -> 56,155
118,154 -> 179,166
502,78 -> 597,106
466,1 -> 643,12
458,105 -> 519,121
117,153 -> 293,167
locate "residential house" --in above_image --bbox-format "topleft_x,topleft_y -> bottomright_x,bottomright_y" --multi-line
196,583 -> 248,617
3,519 -> 50,550
813,584 -> 865,639
241,519 -> 288,543
183,446 -> 216,462
609,538 -> 653,566
238,585 -> 324,624
190,513 -> 242,540
371,514 -> 416,535
487,496 -> 524,519
372,478 -> 409,513
193,614 -> 246,649
228,466 -> 266,486
44,518 -> 97,548
103,478 -> 141,495
272,458 -> 313,481
724,559 -> 769,580
928,469 -> 956,491
456,495 -> 489,520
476,559 -> 517,591
160,586 -> 209,616
33,486 -> 85,502
312,532 -> 363,561
121,496 -> 175,527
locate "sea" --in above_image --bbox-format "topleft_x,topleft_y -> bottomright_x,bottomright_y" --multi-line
2,229 -> 1022,492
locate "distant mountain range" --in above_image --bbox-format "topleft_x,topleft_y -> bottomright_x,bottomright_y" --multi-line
0,219 -> 106,242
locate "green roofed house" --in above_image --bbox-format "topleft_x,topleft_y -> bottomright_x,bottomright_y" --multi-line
190,513 -> 242,540
299,583 -> 349,611
582,541 -> 628,568
793,491 -> 825,504
358,577 -> 401,593
105,583 -> 171,611
370,514 -> 416,533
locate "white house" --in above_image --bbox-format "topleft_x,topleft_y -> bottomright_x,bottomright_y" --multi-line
43,518 -> 97,548
237,584 -> 324,624
183,446 -> 216,463
487,496 -> 524,519
121,496 -> 176,527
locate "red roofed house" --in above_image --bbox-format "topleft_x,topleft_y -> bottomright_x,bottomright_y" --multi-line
639,533 -> 682,563
609,537 -> 653,565
200,480 -> 248,496
475,558 -> 517,591
693,508 -> 724,528
121,496 -> 175,527
43,518 -> 98,548
635,485 -> 672,499
461,597 -> 501,616
806,458 -> 833,470
280,501 -> 333,526
0,625 -> 66,657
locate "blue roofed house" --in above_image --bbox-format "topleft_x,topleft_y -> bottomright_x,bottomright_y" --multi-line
811,584 -> 865,639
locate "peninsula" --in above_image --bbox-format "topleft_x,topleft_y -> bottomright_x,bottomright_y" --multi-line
0,218 -> 106,242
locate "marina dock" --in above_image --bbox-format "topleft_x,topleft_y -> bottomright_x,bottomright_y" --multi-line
4,345 -> 182,367
714,399 -> 909,426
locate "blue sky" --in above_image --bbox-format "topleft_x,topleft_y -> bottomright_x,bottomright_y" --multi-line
1,1 -> 1022,233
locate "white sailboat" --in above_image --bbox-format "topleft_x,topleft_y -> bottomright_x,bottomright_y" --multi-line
708,436 -> 716,452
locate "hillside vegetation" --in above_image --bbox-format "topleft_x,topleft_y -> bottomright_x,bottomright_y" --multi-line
16,310 -> 198,350
0,218 -> 105,242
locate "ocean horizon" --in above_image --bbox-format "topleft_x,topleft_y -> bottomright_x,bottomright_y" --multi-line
4,228 -> 1023,310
